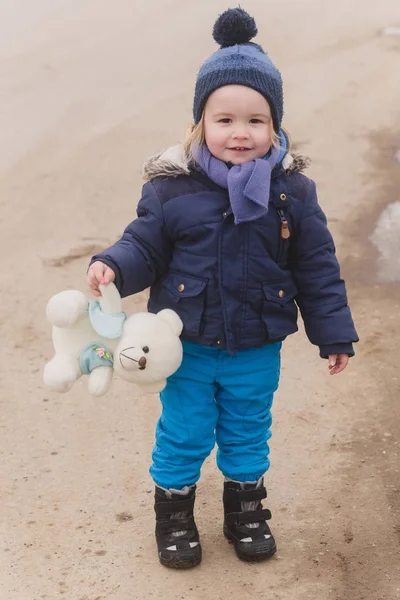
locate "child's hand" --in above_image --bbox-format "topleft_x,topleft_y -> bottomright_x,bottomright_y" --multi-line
328,354 -> 349,375
87,261 -> 115,297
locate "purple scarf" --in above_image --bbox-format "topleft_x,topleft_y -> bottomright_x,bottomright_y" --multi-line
195,144 -> 281,225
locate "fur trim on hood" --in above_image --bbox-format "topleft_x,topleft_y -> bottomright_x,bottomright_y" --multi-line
142,144 -> 310,182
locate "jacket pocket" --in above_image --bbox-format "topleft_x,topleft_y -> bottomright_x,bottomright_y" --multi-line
158,272 -> 208,336
262,278 -> 299,340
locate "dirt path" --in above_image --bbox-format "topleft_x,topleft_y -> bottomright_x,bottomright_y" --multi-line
1,2 -> 399,599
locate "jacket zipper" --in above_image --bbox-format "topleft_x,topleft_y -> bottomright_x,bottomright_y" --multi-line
276,208 -> 291,264
277,209 -> 290,240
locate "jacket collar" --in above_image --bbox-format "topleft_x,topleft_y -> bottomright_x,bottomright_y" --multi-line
142,143 -> 310,183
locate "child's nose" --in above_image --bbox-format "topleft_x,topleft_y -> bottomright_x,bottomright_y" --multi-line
232,128 -> 249,139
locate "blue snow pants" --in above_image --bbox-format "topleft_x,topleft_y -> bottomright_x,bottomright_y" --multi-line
150,341 -> 282,490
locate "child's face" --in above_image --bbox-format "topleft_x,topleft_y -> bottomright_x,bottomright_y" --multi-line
203,85 -> 273,165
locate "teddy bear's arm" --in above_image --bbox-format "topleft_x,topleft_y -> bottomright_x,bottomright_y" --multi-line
46,290 -> 88,328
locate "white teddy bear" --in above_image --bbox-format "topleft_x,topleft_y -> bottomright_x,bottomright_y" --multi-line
43,283 -> 183,396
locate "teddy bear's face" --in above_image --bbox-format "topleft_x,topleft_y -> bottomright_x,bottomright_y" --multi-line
113,311 -> 183,385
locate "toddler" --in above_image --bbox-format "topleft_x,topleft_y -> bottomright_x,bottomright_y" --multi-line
87,8 -> 358,568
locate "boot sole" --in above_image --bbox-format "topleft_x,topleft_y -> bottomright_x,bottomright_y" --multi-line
159,550 -> 202,569
223,525 -> 277,562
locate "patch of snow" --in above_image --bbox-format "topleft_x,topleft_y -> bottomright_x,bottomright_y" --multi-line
382,27 -> 400,37
370,202 -> 400,283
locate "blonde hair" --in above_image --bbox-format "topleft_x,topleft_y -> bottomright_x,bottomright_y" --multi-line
183,112 -> 283,162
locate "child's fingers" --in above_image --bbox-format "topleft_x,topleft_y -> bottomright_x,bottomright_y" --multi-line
90,261 -> 107,280
336,355 -> 349,374
87,277 -> 102,297
87,262 -> 115,297
328,355 -> 337,372
87,262 -> 106,295
103,267 -> 115,285
87,270 -> 101,289
328,354 -> 349,375
89,286 -> 102,297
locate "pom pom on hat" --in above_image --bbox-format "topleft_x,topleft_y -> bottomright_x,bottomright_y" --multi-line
212,7 -> 258,48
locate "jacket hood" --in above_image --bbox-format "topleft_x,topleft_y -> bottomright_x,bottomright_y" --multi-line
142,144 -> 310,183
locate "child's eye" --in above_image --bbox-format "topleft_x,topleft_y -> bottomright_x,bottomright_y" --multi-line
218,118 -> 232,123
250,118 -> 263,124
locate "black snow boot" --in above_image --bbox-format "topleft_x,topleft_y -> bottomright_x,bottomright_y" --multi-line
223,478 -> 276,561
154,485 -> 202,568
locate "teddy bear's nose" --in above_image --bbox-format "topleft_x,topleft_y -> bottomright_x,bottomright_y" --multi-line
138,356 -> 147,369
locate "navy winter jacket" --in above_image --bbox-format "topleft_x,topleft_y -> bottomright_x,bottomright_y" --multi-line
91,146 -> 358,357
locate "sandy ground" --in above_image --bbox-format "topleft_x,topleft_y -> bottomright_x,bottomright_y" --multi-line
1,1 -> 400,599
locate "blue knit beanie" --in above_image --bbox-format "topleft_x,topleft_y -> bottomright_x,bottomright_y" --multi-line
193,8 -> 283,132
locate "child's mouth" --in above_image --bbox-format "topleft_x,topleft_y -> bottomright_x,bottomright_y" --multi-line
228,147 -> 251,152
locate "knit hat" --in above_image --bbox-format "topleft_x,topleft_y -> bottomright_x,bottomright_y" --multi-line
193,8 -> 283,132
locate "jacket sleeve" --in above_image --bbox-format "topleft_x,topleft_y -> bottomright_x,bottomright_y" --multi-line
90,181 -> 172,298
289,178 -> 359,357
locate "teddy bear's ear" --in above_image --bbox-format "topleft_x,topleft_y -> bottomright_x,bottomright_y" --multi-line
99,282 -> 122,314
156,309 -> 183,336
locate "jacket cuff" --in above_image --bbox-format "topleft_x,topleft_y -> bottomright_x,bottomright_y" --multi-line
88,257 -> 123,294
319,343 -> 355,359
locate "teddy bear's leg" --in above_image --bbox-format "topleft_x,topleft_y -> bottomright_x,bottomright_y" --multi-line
43,355 -> 81,393
88,366 -> 113,397
46,291 -> 88,328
